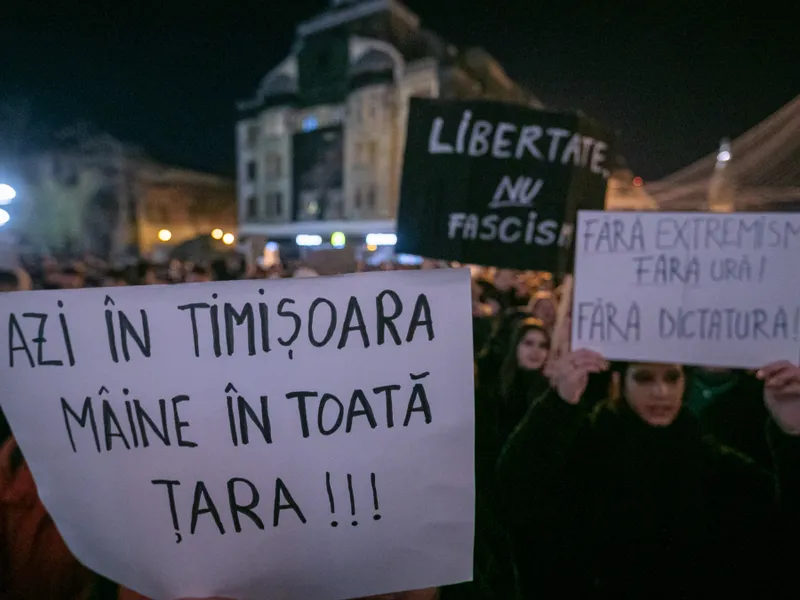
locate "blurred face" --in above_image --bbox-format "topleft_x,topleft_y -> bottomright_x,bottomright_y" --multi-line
532,300 -> 556,329
186,272 -> 211,284
624,363 -> 685,427
494,269 -> 517,291
58,273 -> 84,289
516,329 -> 549,371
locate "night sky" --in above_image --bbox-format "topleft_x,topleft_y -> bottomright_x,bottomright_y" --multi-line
2,1 -> 797,181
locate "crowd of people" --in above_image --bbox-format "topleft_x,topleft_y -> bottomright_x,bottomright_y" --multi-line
2,255 -> 800,599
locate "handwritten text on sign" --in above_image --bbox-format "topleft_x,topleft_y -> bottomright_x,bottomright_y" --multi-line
571,211 -> 800,368
0,269 -> 475,600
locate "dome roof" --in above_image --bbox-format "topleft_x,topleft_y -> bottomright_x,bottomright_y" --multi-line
350,48 -> 395,75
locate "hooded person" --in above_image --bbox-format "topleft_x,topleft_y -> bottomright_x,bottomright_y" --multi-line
498,351 -> 800,598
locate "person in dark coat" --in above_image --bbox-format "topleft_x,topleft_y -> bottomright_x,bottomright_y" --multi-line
442,320 -> 551,600
498,350 -> 800,598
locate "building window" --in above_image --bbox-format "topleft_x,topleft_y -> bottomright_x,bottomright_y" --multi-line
246,125 -> 259,148
246,196 -> 258,220
367,140 -> 377,166
354,142 -> 363,165
367,186 -> 376,210
266,154 -> 282,178
266,191 -> 284,217
355,189 -> 362,210
246,161 -> 257,181
264,117 -> 284,136
369,92 -> 379,120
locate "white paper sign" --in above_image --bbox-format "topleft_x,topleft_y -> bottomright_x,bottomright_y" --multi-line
0,269 -> 475,600
572,211 -> 800,368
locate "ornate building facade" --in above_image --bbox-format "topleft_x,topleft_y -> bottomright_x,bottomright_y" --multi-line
236,0 -> 539,256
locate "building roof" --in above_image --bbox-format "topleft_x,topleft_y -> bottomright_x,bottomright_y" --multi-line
238,0 -> 540,113
647,94 -> 800,210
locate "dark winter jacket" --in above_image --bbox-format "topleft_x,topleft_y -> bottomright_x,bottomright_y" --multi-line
498,391 -> 800,598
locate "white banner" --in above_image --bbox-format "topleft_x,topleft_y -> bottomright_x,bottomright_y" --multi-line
572,211 -> 800,368
0,269 -> 475,600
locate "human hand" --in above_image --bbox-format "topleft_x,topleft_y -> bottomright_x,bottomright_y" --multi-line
759,361 -> 800,434
548,349 -> 608,405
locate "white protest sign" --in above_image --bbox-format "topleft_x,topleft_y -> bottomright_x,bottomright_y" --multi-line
571,211 -> 800,368
0,269 -> 475,600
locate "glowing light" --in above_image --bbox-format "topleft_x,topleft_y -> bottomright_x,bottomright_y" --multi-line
222,233 -> 235,245
302,117 -> 319,132
366,244 -> 377,251
211,228 -> 224,240
632,176 -> 643,187
157,229 -> 172,242
296,234 -> 322,246
0,208 -> 9,226
397,254 -> 422,265
266,241 -> 279,251
331,231 -> 346,247
365,233 -> 397,246
718,150 -> 731,162
0,184 -> 16,205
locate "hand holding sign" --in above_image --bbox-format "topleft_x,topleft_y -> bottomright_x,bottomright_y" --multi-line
760,361 -> 800,434
549,349 -> 609,405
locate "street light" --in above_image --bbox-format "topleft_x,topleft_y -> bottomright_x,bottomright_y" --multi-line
0,208 -> 9,227
222,232 -> 235,245
211,228 -> 224,240
0,184 -> 16,206
331,231 -> 346,248
158,229 -> 172,242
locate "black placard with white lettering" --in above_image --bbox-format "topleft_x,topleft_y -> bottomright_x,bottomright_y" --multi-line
396,98 -> 614,273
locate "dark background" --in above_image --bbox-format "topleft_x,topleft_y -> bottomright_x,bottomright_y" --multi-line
2,1 -> 797,181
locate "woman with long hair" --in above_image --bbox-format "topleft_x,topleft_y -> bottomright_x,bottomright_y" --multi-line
495,318 -> 550,439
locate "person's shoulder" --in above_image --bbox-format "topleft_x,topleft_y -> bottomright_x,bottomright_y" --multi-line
0,436 -> 39,508
701,434 -> 770,483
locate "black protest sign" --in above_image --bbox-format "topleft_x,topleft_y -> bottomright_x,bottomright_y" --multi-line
396,98 -> 614,273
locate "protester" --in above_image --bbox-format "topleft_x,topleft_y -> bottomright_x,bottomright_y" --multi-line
185,265 -> 212,284
527,291 -> 556,331
6,247 -> 799,600
498,349 -> 800,597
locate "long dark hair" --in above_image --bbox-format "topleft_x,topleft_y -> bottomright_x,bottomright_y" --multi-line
499,317 -> 550,399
